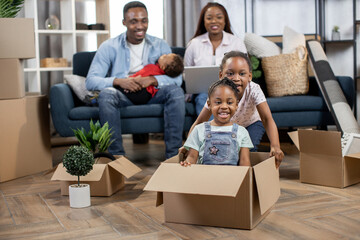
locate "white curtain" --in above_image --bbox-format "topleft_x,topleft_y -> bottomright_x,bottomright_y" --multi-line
164,0 -> 209,47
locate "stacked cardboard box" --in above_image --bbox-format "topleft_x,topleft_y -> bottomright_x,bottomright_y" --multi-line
0,18 -> 52,182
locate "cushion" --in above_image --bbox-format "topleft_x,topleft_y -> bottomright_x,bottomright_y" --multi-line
64,74 -> 96,104
267,95 -> 326,112
282,26 -> 306,55
244,33 -> 281,58
68,102 -> 196,120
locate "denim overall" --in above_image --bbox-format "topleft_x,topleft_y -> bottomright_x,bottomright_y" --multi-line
202,122 -> 239,165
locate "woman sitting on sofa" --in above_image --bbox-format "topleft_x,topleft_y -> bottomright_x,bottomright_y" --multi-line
184,2 -> 247,116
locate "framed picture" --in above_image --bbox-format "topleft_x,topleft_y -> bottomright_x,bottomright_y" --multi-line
342,133 -> 360,157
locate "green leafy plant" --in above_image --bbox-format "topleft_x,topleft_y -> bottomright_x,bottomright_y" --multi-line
250,55 -> 262,79
0,0 -> 25,18
63,145 -> 94,186
333,26 -> 339,32
73,120 -> 115,154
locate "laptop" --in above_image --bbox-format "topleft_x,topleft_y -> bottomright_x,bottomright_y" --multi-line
183,66 -> 220,94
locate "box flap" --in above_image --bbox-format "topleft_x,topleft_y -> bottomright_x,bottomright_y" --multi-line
51,163 -> 106,181
164,154 -> 181,163
344,153 -> 360,160
156,192 -> 163,207
144,163 -> 249,197
298,129 -> 342,156
250,152 -> 272,166
253,157 -> 280,215
288,131 -> 300,150
108,157 -> 142,179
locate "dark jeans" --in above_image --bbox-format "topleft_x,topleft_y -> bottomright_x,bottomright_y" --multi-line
246,120 -> 266,152
98,85 -> 185,158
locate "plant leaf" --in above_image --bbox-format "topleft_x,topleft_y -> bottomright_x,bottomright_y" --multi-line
0,0 -> 25,18
250,55 -> 260,70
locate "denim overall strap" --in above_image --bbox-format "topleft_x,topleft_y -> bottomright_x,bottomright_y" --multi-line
204,122 -> 212,139
202,122 -> 239,165
231,123 -> 238,138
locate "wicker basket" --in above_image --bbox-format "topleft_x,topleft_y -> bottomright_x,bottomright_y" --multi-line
40,58 -> 68,68
262,46 -> 308,97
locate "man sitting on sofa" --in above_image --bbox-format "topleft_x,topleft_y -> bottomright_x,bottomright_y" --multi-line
86,1 -> 185,158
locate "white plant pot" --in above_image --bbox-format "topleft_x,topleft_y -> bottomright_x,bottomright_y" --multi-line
332,31 -> 340,41
69,184 -> 91,208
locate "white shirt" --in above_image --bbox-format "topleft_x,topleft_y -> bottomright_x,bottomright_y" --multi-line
128,40 -> 145,74
184,31 -> 247,67
205,81 -> 266,127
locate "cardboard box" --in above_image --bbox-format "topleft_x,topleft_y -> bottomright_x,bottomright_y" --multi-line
288,129 -> 360,188
0,18 -> 35,59
51,157 -> 142,196
0,59 -> 25,100
144,152 -> 280,229
0,95 -> 52,182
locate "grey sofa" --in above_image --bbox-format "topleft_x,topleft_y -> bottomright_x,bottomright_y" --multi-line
50,47 -> 355,138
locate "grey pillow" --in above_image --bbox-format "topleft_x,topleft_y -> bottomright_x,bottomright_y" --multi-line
244,33 -> 281,58
64,74 -> 96,104
282,26 -> 306,54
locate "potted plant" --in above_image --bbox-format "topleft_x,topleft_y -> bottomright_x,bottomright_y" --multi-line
63,145 -> 94,208
73,120 -> 115,162
332,25 -> 340,41
250,55 -> 262,80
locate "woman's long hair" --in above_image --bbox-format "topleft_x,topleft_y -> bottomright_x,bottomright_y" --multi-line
192,2 -> 233,39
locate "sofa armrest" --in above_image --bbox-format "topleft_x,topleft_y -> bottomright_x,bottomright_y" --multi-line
308,76 -> 354,108
337,76 -> 355,108
50,83 -> 76,135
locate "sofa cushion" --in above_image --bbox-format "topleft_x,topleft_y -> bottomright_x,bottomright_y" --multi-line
282,26 -> 306,54
64,74 -> 97,104
244,33 -> 281,58
73,51 -> 96,77
69,106 -> 99,120
69,102 -> 196,120
267,95 -> 326,112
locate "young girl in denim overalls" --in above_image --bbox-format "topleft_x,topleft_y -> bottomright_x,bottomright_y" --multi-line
181,78 -> 253,166
180,51 -> 284,168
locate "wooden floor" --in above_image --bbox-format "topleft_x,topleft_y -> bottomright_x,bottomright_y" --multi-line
1,135 -> 360,240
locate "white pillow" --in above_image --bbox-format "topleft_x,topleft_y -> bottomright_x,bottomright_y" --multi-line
64,74 -> 94,103
282,26 -> 306,54
244,33 -> 281,58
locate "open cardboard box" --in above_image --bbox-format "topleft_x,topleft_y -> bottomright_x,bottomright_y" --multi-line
144,152 -> 280,230
51,157 -> 142,196
288,129 -> 360,188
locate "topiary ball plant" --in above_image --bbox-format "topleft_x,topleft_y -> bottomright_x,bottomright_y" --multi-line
63,145 -> 94,187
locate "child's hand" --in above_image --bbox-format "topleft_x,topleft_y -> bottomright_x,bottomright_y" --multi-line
180,161 -> 192,167
178,146 -> 188,158
270,146 -> 284,169
180,148 -> 198,167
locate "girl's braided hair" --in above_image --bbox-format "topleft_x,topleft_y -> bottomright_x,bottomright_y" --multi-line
220,51 -> 252,72
208,77 -> 240,101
